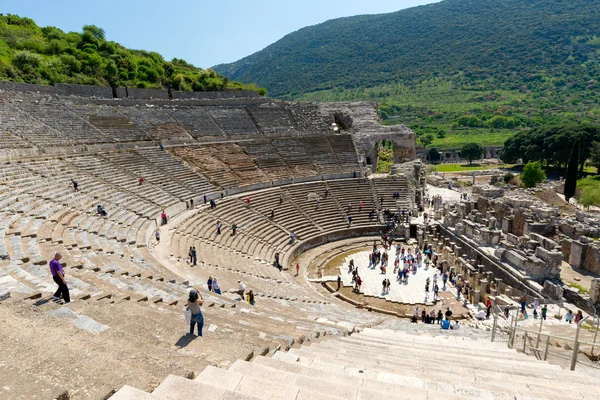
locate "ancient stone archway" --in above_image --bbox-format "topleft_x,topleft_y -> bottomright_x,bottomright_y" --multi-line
359,134 -> 416,172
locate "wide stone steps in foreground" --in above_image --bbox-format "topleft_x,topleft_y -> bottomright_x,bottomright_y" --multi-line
109,326 -> 600,400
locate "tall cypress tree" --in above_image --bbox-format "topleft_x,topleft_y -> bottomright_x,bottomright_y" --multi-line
564,139 -> 580,203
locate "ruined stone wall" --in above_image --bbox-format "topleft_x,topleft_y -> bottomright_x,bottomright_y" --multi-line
318,102 -> 416,167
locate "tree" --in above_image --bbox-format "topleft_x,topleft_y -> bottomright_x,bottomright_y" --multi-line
590,141 -> 600,170
428,148 -> 441,163
420,134 -> 434,146
461,142 -> 483,165
520,161 -> 546,188
564,139 -> 580,203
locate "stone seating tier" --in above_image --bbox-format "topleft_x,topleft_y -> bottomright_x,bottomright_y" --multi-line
109,325 -> 600,400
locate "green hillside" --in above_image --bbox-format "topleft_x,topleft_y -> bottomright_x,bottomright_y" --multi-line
0,14 -> 262,93
214,0 -> 600,149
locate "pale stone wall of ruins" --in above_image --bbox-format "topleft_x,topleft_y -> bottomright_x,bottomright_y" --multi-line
318,102 -> 416,166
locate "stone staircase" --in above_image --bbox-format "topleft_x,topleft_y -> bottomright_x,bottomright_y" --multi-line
109,325 -> 600,400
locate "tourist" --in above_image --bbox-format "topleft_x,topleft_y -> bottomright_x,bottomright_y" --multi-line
275,252 -> 280,267
337,274 -> 341,291
188,247 -> 193,264
216,221 -> 222,235
280,193 -> 284,204
433,284 -> 439,301
203,194 -> 207,204
295,263 -> 300,276
441,318 -> 450,330
421,309 -> 426,323
565,310 -> 574,324
325,186 -> 329,197
212,278 -> 221,295
187,289 -> 204,336
574,310 -> 583,324
359,202 -> 363,212
533,298 -> 540,313
290,231 -> 295,244
155,230 -> 160,243
246,197 -> 251,206
348,201 -> 352,210
437,310 -> 443,324
271,209 -> 275,219
348,215 -> 352,225
232,223 -> 237,235
247,290 -> 255,306
382,279 -> 387,295
237,280 -> 246,298
191,247 -> 197,266
354,275 -> 362,292
220,191 -> 224,199
207,276 -> 213,292
97,205 -> 107,217
161,210 -> 168,225
451,320 -> 460,330
139,177 -> 144,185
520,295 -> 527,313
476,309 -> 486,320
159,142 -> 164,150
442,272 -> 448,289
210,199 -> 216,209
190,198 -> 194,208
71,178 -> 79,192
486,298 -> 493,319
445,307 -> 453,320
541,304 -> 547,320
50,253 -> 70,304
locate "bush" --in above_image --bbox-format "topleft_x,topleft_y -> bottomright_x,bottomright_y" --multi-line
503,173 -> 515,184
520,161 -> 546,188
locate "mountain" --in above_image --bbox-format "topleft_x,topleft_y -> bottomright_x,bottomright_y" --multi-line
0,14 -> 262,93
214,0 -> 600,149
215,0 -> 600,97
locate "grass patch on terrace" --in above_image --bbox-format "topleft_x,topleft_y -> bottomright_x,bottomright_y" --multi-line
433,163 -> 516,173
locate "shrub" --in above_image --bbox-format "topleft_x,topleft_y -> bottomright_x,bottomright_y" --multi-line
503,173 -> 515,184
520,161 -> 546,188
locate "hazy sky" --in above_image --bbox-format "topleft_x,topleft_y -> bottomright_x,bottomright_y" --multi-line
3,0 -> 440,68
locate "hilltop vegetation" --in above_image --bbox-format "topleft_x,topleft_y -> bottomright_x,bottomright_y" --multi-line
215,0 -> 600,149
0,14 -> 262,92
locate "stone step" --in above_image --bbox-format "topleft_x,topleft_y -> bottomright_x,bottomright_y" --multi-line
329,336 -> 539,363
110,385 -> 159,400
252,355 -> 586,400
288,346 -> 570,382
151,374 -> 260,400
307,340 -> 558,371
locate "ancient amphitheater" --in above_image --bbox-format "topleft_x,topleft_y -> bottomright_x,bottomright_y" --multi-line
0,83 -> 598,400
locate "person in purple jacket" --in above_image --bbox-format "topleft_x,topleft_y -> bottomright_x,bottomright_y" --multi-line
50,253 -> 70,303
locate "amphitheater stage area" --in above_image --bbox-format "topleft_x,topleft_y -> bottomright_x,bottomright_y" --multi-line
0,84 -> 598,399
338,248 -> 441,304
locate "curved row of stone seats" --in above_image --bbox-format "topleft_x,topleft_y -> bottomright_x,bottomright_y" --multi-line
68,155 -> 179,210
170,178 -> 413,267
5,284 -> 377,400
17,159 -> 161,221
136,148 -> 215,195
372,177 -> 413,212
117,106 -> 196,143
100,151 -> 199,200
245,103 -> 297,133
172,144 -> 267,189
329,134 -> 360,165
0,96 -> 101,146
301,137 -> 342,173
270,138 -> 319,176
66,103 -> 151,142
111,317 -> 600,400
0,131 -> 33,149
324,180 -> 379,226
209,107 -> 259,136
286,102 -> 330,133
163,107 -> 226,138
